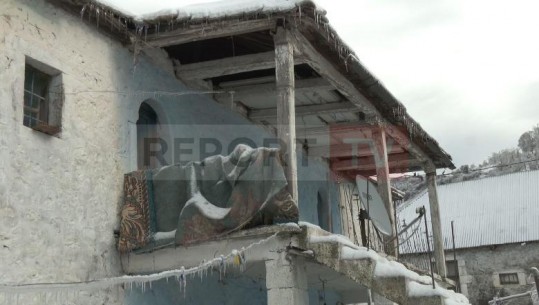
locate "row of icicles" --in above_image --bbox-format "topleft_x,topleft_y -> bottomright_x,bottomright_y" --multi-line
0,234 -> 271,305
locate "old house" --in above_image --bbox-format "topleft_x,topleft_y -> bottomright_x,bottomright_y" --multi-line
1,0 -> 470,304
398,170 -> 539,305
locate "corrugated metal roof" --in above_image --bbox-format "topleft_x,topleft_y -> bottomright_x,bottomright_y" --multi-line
397,170 -> 539,250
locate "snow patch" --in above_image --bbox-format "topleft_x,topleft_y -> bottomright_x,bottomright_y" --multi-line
276,222 -> 301,229
188,192 -> 231,220
341,247 -> 432,284
309,234 -> 360,250
407,281 -> 471,305
298,221 -> 322,230
153,230 -> 176,241
97,0 -> 325,22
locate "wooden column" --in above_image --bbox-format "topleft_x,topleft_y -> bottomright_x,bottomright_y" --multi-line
274,27 -> 298,202
426,168 -> 448,278
372,127 -> 398,257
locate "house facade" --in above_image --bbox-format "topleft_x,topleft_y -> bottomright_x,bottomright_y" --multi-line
1,0 -> 470,304
398,170 -> 539,305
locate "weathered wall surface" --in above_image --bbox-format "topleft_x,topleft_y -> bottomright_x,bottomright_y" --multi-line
0,0 -> 130,304
453,242 -> 539,305
404,243 -> 539,305
0,0 -> 342,304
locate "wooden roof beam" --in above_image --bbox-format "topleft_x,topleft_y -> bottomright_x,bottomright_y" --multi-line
175,51 -> 306,80
140,19 -> 276,48
214,77 -> 333,105
290,29 -> 433,167
296,123 -> 374,139
307,143 -> 404,159
331,153 -> 421,172
249,101 -> 358,120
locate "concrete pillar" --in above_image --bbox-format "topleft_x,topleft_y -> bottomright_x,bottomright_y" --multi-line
265,253 -> 309,305
372,127 -> 398,257
274,27 -> 298,203
426,170 -> 447,278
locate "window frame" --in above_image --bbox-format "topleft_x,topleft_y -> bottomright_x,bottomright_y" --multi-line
499,272 -> 520,285
23,57 -> 63,136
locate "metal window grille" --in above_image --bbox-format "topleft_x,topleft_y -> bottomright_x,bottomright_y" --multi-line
23,63 -> 63,135
499,273 -> 519,285
24,65 -> 52,128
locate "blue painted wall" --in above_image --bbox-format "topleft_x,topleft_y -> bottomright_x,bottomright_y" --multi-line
125,271 -> 268,305
117,50 -> 343,305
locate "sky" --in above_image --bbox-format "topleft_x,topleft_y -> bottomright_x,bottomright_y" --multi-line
107,0 -> 539,167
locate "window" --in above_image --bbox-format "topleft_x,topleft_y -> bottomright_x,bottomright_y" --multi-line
446,260 -> 460,284
23,59 -> 63,135
431,260 -> 459,284
499,273 -> 519,285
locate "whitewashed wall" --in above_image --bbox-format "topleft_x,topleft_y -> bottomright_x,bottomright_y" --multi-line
0,1 -> 148,303
0,1 -> 343,304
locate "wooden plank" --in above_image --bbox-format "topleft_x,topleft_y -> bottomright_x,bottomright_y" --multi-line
176,51 -> 306,80
274,27 -> 298,203
214,77 -> 332,104
308,143 -> 404,158
296,122 -> 374,138
290,30 -> 431,166
250,101 -> 358,120
142,19 -> 276,48
331,152 -> 416,172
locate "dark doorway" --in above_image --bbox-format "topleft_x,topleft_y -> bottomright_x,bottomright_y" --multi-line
317,190 -> 330,232
137,102 -> 160,169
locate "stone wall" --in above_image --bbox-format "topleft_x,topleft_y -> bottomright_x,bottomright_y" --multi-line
403,242 -> 539,305
0,1 -> 342,304
453,242 -> 539,305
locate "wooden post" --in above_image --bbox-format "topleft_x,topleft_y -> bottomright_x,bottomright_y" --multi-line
274,27 -> 298,203
372,127 -> 398,257
426,168 -> 448,278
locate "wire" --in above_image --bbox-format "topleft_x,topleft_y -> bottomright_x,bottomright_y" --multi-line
0,233 -> 279,294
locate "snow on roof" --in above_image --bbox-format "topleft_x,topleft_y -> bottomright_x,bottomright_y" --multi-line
96,0 -> 324,21
397,170 -> 539,251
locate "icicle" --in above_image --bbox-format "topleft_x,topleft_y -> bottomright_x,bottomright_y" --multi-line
198,259 -> 206,282
219,255 -> 226,280
88,4 -> 94,22
80,4 -> 87,20
178,266 -> 187,298
96,7 -> 100,27
231,249 -> 246,272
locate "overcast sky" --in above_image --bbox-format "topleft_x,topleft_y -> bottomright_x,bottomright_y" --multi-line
108,0 -> 539,167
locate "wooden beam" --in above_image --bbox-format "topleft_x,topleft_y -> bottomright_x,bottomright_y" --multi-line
214,77 -> 333,104
296,123 -> 373,141
331,152 -> 416,172
250,101 -> 358,120
141,19 -> 276,48
290,30 -> 432,166
308,143 -> 404,158
426,170 -> 448,278
275,27 -> 298,202
175,51 -> 306,80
